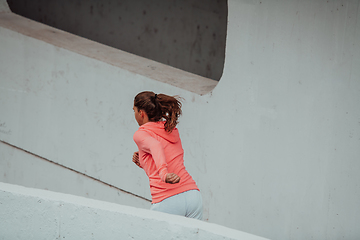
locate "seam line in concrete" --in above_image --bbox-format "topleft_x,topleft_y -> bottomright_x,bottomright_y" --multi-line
0,140 -> 151,202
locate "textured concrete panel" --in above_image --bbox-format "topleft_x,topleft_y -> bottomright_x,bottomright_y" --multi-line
0,182 -> 268,240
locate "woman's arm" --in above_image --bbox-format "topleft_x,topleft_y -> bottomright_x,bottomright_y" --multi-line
133,130 -> 180,183
133,130 -> 168,182
165,173 -> 180,184
132,151 -> 142,168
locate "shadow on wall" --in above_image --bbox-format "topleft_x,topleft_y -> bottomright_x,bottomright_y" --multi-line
7,0 -> 227,81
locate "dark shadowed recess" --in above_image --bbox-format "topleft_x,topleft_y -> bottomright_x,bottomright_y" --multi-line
7,0 -> 227,81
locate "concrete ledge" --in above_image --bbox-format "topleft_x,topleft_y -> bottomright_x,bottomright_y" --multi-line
0,11 -> 217,95
0,182 -> 269,240
0,0 -> 9,13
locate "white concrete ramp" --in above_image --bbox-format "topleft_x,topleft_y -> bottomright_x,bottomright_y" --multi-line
0,182 -> 269,240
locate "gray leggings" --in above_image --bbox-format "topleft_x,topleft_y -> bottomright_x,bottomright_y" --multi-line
150,190 -> 203,220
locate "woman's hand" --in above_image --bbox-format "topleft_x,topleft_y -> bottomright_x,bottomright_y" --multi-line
132,151 -> 141,168
165,173 -> 180,184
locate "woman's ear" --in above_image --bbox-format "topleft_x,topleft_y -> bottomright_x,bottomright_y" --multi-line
139,110 -> 149,124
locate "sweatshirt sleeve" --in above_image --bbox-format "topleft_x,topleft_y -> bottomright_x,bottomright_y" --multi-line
133,130 -> 168,182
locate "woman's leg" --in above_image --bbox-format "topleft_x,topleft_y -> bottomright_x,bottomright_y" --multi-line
184,190 -> 203,220
150,193 -> 186,216
150,190 -> 203,220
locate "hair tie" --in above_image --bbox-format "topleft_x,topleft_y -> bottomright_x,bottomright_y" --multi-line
154,94 -> 157,100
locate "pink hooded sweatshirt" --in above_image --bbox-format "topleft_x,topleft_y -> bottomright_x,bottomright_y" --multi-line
133,121 -> 199,204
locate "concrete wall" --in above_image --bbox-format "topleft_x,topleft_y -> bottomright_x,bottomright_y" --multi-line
7,0 -> 227,80
0,182 -> 268,240
0,0 -> 9,12
0,140 -> 151,209
1,0 -> 360,240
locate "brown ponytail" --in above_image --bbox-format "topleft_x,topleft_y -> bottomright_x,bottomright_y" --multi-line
134,91 -> 182,132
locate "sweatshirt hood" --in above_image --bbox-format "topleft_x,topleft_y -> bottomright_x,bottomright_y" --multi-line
139,121 -> 179,143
